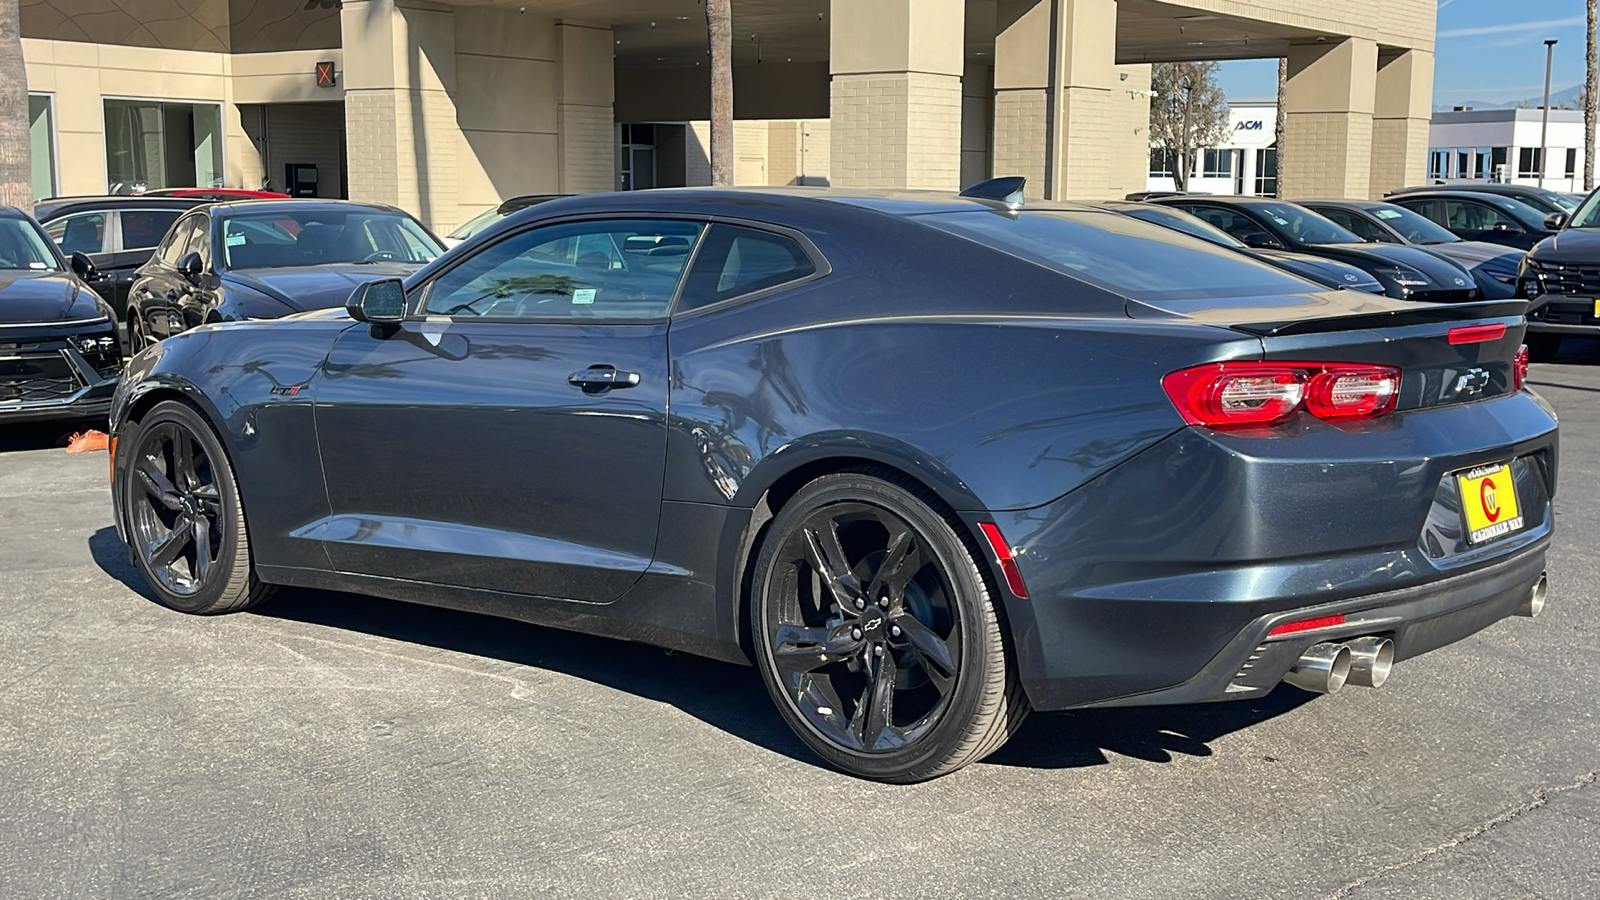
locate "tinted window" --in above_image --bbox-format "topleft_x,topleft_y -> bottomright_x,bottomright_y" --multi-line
1393,198 -> 1439,223
220,209 -> 441,269
1366,205 -> 1459,244
925,210 -> 1316,301
0,218 -> 62,271
1446,200 -> 1521,233
1118,206 -> 1243,249
1173,205 -> 1268,242
119,209 -> 183,251
44,212 -> 107,255
1315,208 -> 1391,243
422,218 -> 702,320
158,215 -> 203,265
680,225 -> 817,312
1241,203 -> 1360,245
1566,190 -> 1600,228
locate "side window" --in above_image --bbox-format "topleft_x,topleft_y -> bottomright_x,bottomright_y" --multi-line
679,224 -> 818,312
188,219 -> 212,268
119,210 -> 183,252
45,212 -> 107,255
158,216 -> 202,266
422,218 -> 702,320
1444,200 -> 1518,232
1396,199 -> 1440,224
1320,209 -> 1388,243
1180,206 -> 1258,240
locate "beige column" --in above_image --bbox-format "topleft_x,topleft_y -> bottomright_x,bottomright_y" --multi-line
1280,37 -> 1378,199
556,21 -> 615,194
828,0 -> 965,190
1370,48 -> 1433,198
340,0 -> 459,231
993,0 -> 1119,200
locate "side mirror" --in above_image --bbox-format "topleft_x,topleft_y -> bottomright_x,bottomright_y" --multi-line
69,251 -> 99,281
1545,212 -> 1568,230
346,278 -> 407,325
1239,231 -> 1283,250
177,251 -> 204,282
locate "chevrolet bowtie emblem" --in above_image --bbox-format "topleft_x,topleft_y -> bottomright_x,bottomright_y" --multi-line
1454,368 -> 1490,395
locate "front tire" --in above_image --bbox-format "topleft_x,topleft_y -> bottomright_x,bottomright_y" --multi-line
121,400 -> 275,614
750,469 -> 1026,782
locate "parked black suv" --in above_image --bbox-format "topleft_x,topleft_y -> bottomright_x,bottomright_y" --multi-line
1519,189 -> 1600,355
33,196 -> 207,321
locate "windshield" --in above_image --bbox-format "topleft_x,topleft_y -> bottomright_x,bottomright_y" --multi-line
0,218 -> 63,271
1368,204 -> 1460,244
1564,190 -> 1600,228
1247,203 -> 1362,245
926,209 -> 1317,301
448,206 -> 505,241
1119,206 -> 1245,248
220,209 -> 443,269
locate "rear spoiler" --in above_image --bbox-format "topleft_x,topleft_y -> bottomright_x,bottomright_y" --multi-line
1229,299 -> 1528,337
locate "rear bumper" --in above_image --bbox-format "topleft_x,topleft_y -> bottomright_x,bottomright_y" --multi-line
985,390 -> 1559,711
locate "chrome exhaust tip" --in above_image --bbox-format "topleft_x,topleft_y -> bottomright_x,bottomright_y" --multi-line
1344,636 -> 1395,689
1283,642 -> 1352,694
1518,574 -> 1548,618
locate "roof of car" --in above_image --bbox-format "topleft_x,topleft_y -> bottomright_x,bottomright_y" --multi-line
1296,198 -> 1395,210
508,186 -> 1106,221
1148,195 -> 1285,208
33,195 -> 208,219
202,198 -> 414,217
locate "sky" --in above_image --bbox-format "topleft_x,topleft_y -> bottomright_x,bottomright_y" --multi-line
1215,2 -> 1593,108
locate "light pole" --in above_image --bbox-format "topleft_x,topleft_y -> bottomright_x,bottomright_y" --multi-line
1540,38 -> 1558,188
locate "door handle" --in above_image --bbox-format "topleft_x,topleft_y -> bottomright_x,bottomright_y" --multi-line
568,366 -> 641,391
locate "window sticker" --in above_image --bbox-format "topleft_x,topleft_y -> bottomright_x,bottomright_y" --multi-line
226,233 -> 246,246
1375,209 -> 1403,220
573,288 -> 596,305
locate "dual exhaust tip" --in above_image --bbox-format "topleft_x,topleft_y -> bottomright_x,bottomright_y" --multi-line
1283,573 -> 1549,695
1284,637 -> 1393,694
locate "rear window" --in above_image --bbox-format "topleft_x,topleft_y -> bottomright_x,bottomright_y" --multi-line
924,209 -> 1318,301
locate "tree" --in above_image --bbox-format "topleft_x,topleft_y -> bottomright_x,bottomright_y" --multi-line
1275,57 -> 1288,196
1149,62 -> 1231,192
0,0 -> 30,209
1587,0 -> 1597,190
706,0 -> 734,187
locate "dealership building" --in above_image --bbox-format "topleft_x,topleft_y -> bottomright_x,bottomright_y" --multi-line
22,0 -> 1439,233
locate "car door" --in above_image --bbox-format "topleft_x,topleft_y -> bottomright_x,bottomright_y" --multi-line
311,216 -> 703,603
1442,199 -> 1534,249
108,208 -> 186,316
41,211 -> 115,305
132,214 -> 202,342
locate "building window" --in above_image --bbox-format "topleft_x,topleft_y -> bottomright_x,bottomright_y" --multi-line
1201,149 -> 1234,178
1428,149 -> 1448,179
29,94 -> 56,200
1474,147 -> 1494,179
1517,147 -> 1543,179
1254,146 -> 1278,197
103,99 -> 224,195
1456,149 -> 1471,179
1148,148 -> 1179,177
617,123 -> 657,191
1567,148 -> 1578,178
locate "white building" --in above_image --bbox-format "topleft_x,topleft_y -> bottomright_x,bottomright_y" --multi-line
1146,101 -> 1280,197
1426,108 -> 1587,193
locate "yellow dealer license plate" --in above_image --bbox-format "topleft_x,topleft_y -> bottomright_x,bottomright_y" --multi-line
1593,299 -> 1600,317
1457,463 -> 1523,544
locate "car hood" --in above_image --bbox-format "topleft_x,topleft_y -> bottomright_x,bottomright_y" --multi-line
1421,241 -> 1523,269
0,270 -> 107,325
1254,249 -> 1384,289
226,263 -> 423,313
1527,227 -> 1600,263
1313,243 -> 1475,286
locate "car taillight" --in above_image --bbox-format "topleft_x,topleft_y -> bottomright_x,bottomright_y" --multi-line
1513,344 -> 1529,391
1163,362 -> 1401,429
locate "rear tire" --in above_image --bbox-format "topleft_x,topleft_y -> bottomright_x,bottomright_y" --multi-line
120,400 -> 275,615
750,468 -> 1027,782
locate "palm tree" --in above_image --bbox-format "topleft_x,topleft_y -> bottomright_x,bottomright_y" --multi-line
1275,57 -> 1288,197
0,0 -> 31,208
1586,0 -> 1596,190
707,0 -> 734,186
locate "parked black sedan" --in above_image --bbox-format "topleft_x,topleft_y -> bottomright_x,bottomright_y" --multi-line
1153,195 -> 1480,301
1105,201 -> 1385,293
0,208 -> 124,424
1300,199 -> 1525,299
34,195 -> 206,321
110,186 -> 1554,782
1387,190 -> 1556,250
127,200 -> 443,351
1386,183 -> 1579,217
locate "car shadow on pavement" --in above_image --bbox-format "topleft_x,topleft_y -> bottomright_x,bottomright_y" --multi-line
88,526 -> 1320,773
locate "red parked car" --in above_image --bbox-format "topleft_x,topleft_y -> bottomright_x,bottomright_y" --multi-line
143,189 -> 293,201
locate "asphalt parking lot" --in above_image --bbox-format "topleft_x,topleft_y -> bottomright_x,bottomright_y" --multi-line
1,347 -> 1597,899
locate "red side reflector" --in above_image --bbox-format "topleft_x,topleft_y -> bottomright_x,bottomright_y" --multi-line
1267,614 -> 1346,637
978,522 -> 1029,599
1448,323 -> 1508,344
1513,344 -> 1529,391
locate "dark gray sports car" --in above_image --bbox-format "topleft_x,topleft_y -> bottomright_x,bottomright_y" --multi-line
109,185 -> 1558,781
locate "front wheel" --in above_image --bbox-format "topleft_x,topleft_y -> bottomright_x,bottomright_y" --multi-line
120,400 -> 275,614
750,470 -> 1026,782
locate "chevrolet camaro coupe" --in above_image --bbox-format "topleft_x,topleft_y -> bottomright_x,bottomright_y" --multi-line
0,207 -> 124,423
110,184 -> 1558,782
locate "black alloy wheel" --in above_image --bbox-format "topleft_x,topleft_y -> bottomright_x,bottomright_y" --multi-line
751,469 -> 1026,782
122,400 -> 274,614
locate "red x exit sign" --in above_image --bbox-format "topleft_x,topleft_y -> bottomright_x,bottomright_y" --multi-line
316,61 -> 337,88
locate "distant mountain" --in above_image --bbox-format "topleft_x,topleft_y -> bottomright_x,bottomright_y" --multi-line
1436,83 -> 1586,113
